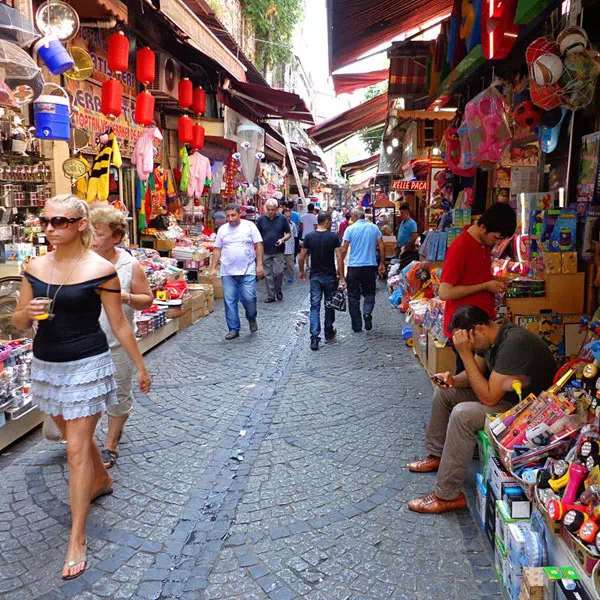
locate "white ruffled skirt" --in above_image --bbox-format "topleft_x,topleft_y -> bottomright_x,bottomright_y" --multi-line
32,351 -> 118,420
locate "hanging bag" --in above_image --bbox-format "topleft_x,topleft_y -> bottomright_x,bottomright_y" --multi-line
326,284 -> 347,312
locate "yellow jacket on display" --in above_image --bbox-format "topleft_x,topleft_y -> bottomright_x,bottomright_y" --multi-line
87,132 -> 122,202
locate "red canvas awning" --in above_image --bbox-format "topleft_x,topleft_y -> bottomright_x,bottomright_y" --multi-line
291,143 -> 326,169
219,79 -> 314,125
340,154 -> 380,176
388,41 -> 431,98
332,70 -> 388,96
308,93 -> 389,151
327,0 -> 451,72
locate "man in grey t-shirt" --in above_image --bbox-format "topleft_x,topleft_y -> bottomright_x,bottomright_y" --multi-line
407,305 -> 557,515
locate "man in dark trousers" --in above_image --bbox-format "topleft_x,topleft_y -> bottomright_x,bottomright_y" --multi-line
407,305 -> 556,514
257,198 -> 291,303
339,209 -> 386,333
299,212 -> 346,351
439,202 -> 516,371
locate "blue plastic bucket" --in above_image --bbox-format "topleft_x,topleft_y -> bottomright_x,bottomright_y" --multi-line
34,84 -> 71,141
34,36 -> 74,75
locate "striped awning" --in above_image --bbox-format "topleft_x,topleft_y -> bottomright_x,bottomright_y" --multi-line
388,41 -> 431,98
340,154 -> 380,177
332,70 -> 388,96
308,93 -> 389,151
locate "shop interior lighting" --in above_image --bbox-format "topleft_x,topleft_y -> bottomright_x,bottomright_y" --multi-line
432,145 -> 440,156
386,145 -> 393,155
391,138 -> 399,148
520,193 -> 527,235
559,187 -> 565,208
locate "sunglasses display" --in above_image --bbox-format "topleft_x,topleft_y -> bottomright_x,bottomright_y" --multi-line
39,216 -> 82,230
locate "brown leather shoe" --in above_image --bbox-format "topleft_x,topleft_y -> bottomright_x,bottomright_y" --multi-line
407,492 -> 467,514
408,455 -> 441,473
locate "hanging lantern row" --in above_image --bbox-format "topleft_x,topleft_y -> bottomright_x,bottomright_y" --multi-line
108,31 -> 129,73
178,115 -> 193,144
135,90 -> 155,126
192,124 -> 205,150
136,46 -> 156,87
192,87 -> 206,115
101,78 -> 123,119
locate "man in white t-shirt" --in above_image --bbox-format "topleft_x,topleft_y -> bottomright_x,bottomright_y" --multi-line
211,203 -> 264,340
301,203 -> 318,241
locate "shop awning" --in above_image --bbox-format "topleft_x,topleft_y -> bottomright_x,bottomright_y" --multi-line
290,143 -> 326,169
262,123 -> 286,161
340,154 -> 380,177
158,0 -> 247,82
219,79 -> 315,125
388,41 -> 431,98
71,0 -> 127,22
332,69 -> 388,96
181,0 -> 267,85
307,92 -> 389,151
327,0 -> 451,72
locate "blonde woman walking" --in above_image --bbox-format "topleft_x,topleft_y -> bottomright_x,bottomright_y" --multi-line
12,195 -> 151,580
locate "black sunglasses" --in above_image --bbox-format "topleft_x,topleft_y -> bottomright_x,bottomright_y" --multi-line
39,216 -> 82,230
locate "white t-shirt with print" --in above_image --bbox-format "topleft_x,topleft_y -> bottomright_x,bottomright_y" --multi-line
215,220 -> 263,276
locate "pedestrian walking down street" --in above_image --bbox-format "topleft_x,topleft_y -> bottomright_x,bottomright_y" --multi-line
299,212 -> 346,351
257,198 -> 291,303
301,202 -> 318,241
11,194 -> 151,581
288,199 -> 302,258
337,211 -> 351,240
91,207 -> 154,470
340,208 -> 386,333
211,203 -> 264,340
282,208 -> 297,282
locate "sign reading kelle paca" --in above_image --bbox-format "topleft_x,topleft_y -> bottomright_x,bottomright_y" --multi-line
65,28 -> 145,158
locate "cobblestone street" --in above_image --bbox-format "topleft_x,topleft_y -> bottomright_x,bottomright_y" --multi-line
0,280 -> 501,600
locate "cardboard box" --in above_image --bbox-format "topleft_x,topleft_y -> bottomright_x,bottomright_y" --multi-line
521,568 -> 544,600
191,291 -> 209,323
178,297 -> 193,330
197,274 -> 223,298
561,252 -> 577,274
188,283 -> 215,312
156,239 -> 176,252
427,334 -> 456,376
507,273 -> 585,315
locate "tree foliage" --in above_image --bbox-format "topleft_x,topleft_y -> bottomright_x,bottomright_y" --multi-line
358,81 -> 388,155
242,0 -> 304,71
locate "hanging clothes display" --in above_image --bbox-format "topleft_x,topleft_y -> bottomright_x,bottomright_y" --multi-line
149,168 -> 166,221
187,151 -> 211,199
132,127 -> 163,183
211,160 -> 224,194
87,130 -> 122,202
179,146 -> 190,193
74,156 -> 91,200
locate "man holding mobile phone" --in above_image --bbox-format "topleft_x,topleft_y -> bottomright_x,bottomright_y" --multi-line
407,305 -> 556,514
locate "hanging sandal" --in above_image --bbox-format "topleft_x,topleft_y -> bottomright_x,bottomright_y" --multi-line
62,539 -> 87,580
101,448 -> 118,469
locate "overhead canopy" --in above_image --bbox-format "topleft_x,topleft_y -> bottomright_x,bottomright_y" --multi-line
327,0 -> 451,72
71,0 -> 127,22
340,154 -> 380,177
307,93 -> 389,151
291,143 -> 326,169
332,69 -> 388,96
219,79 -> 314,125
388,41 -> 431,98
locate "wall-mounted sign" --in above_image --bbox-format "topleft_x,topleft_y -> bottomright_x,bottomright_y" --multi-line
392,179 -> 429,191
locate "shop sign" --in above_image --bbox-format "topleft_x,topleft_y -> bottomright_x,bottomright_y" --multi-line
392,179 -> 429,191
73,28 -> 137,97
65,79 -> 145,158
159,0 -> 247,82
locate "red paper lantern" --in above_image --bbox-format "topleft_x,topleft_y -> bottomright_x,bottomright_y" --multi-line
178,115 -> 193,144
178,78 -> 193,109
192,124 -> 205,149
192,87 -> 206,115
108,31 -> 129,74
135,90 -> 155,126
136,47 -> 156,86
102,78 -> 123,119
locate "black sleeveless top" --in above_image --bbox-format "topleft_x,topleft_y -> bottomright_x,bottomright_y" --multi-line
24,272 -> 119,363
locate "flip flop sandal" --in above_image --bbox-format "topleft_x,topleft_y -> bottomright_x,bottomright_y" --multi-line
62,539 -> 87,580
101,448 -> 118,469
91,487 -> 113,503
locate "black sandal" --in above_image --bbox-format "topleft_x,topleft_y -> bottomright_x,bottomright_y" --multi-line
101,448 -> 118,469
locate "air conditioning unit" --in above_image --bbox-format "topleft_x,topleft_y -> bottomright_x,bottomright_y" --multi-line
147,52 -> 180,102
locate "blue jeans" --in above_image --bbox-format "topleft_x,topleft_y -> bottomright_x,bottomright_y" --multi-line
222,275 -> 257,332
309,274 -> 337,340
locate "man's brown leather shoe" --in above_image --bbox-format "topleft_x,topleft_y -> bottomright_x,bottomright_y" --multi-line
407,492 -> 467,514
407,455 -> 441,473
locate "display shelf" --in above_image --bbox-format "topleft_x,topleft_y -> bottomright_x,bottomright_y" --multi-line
137,317 -> 179,355
0,406 -> 43,452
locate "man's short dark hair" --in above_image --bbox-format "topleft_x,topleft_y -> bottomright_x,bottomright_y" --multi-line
478,203 -> 517,238
307,203 -> 315,212
449,305 -> 491,333
400,203 -> 410,212
225,203 -> 240,213
317,211 -> 331,225
287,200 -> 295,209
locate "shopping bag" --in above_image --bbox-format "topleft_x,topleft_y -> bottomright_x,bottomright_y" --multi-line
326,286 -> 347,312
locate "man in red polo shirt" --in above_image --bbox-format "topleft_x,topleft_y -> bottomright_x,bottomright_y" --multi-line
439,203 -> 517,371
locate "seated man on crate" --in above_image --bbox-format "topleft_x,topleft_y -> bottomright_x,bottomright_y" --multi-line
407,305 -> 557,514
